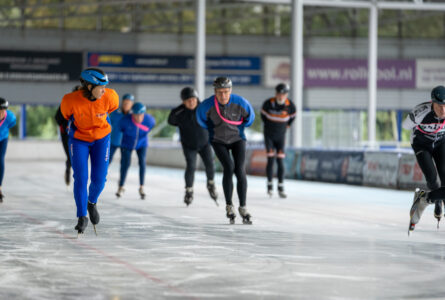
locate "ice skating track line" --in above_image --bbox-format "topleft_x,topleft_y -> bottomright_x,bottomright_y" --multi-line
12,210 -> 199,300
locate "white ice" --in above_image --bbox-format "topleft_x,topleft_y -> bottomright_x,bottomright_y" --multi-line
1,160 -> 444,300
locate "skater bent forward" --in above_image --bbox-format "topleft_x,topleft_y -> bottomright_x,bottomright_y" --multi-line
0,97 -> 16,203
168,87 -> 218,206
404,85 -> 445,233
116,102 -> 155,200
196,77 -> 255,224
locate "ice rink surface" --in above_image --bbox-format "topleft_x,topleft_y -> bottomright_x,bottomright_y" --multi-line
1,160 -> 445,300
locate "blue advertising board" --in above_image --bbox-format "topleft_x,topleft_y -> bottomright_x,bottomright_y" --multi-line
87,52 -> 261,85
88,52 -> 261,70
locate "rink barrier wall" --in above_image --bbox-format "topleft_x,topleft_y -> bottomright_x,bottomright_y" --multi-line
8,140 -> 427,190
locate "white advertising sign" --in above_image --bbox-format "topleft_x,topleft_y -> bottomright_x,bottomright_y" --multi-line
264,56 -> 290,87
416,59 -> 445,88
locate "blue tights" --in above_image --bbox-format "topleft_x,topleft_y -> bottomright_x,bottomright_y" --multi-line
119,147 -> 147,187
0,138 -> 8,186
69,135 -> 110,217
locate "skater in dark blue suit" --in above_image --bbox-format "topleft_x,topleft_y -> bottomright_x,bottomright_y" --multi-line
109,93 -> 134,164
116,102 -> 156,200
0,97 -> 16,203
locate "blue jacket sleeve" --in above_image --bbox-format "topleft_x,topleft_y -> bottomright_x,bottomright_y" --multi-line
242,98 -> 255,128
146,114 -> 156,131
118,115 -> 126,132
196,98 -> 212,129
8,111 -> 16,129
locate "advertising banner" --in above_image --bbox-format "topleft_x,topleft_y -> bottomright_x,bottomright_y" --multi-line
363,152 -> 399,188
416,59 -> 445,89
295,150 -> 363,184
88,53 -> 261,70
247,149 -> 267,176
87,52 -> 261,85
0,50 -> 82,82
398,153 -> 427,190
105,72 -> 260,85
264,56 -> 416,89
284,148 -> 298,180
341,152 -> 364,185
297,151 -> 321,181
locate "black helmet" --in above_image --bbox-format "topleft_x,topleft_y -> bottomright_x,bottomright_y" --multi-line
0,98 -> 9,110
275,83 -> 290,94
180,87 -> 199,101
213,77 -> 232,89
432,86 -> 445,104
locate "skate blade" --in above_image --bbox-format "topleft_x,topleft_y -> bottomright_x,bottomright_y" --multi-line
229,218 -> 235,224
93,225 -> 98,236
243,218 -> 253,225
408,223 -> 415,236
214,200 -> 219,207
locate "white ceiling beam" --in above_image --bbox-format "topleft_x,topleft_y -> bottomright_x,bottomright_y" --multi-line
378,1 -> 445,11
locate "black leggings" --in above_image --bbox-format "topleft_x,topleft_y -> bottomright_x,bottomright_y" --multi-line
413,142 -> 445,190
413,142 -> 445,202
183,144 -> 215,188
265,135 -> 285,183
212,140 -> 247,207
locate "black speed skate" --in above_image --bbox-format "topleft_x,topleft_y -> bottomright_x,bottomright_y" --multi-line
116,186 -> 124,198
435,200 -> 443,229
278,183 -> 287,199
0,191 -> 3,203
75,216 -> 88,237
64,166 -> 71,186
207,181 -> 219,206
184,188 -> 193,206
267,182 -> 273,197
139,187 -> 146,200
87,202 -> 100,236
238,206 -> 252,224
226,205 -> 236,224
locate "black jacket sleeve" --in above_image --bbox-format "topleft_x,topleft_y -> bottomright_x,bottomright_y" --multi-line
168,105 -> 184,126
54,106 -> 68,128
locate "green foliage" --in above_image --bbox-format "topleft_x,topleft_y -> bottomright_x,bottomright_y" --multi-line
146,109 -> 176,138
2,1 -> 445,38
26,105 -> 58,139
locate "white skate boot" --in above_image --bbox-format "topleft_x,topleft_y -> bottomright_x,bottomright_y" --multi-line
408,188 -> 429,235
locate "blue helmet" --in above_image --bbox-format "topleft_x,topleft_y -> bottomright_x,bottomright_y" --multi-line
80,68 -> 109,86
122,93 -> 135,101
131,102 -> 146,114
